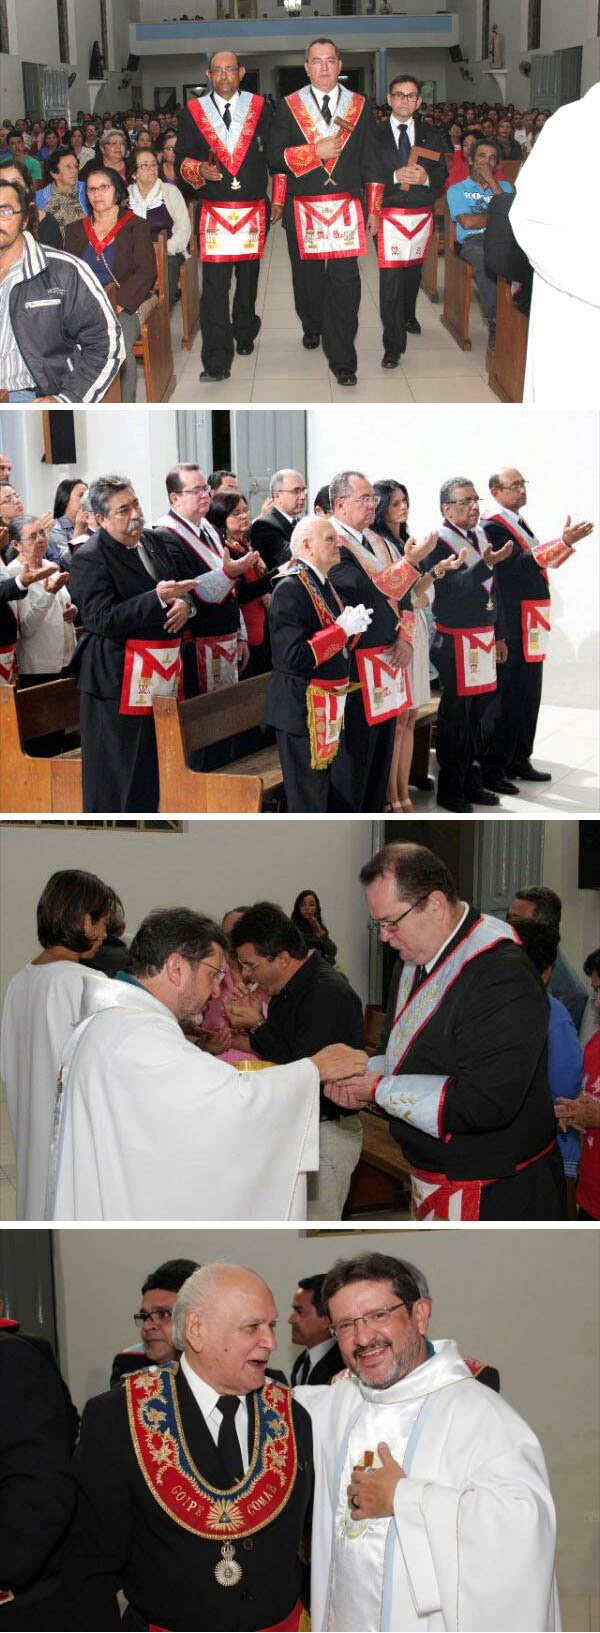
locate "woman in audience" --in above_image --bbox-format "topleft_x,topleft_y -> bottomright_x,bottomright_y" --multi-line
128,146 -> 190,308
46,478 -> 88,564
0,870 -> 115,1219
373,478 -> 438,812
65,166 -> 156,402
291,890 -> 337,965
35,146 -> 87,243
207,490 -> 274,676
69,126 -> 86,168
81,127 -> 129,185
496,116 -> 522,161
5,514 -> 77,688
0,154 -> 62,248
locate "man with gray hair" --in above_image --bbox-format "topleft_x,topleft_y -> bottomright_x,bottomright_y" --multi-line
250,469 -> 307,571
264,512 -> 372,809
65,1263 -> 314,1631
68,475 -> 200,811
427,475 -> 513,812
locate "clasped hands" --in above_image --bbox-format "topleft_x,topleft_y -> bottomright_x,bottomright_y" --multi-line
324,1068 -> 380,1109
336,603 -> 373,638
347,1444 -> 404,1520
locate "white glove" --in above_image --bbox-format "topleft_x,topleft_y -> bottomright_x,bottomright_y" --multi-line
335,603 -> 373,637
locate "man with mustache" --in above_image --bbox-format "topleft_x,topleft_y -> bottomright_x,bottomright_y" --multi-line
297,1250 -> 559,1632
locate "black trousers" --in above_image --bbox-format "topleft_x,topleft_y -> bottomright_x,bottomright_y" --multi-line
379,261 -> 422,354
200,258 -> 262,372
276,728 -> 332,812
480,630 -> 544,777
431,631 -> 492,804
80,691 -> 159,813
329,693 -> 395,812
479,1144 -> 567,1221
284,218 -> 361,371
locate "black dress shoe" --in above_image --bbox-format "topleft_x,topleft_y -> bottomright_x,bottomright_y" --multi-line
436,795 -> 474,813
302,332 -> 320,349
199,368 -> 230,381
334,367 -> 357,387
405,317 -> 421,335
382,351 -> 400,368
512,763 -> 552,782
465,787 -> 500,806
482,775 -> 521,795
236,341 -> 254,355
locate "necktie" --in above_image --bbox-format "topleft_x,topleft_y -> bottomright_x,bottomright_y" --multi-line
396,123 -> 411,166
216,1395 -> 243,1484
410,964 -> 425,995
321,94 -> 332,125
299,1352 -> 311,1383
222,102 -> 231,130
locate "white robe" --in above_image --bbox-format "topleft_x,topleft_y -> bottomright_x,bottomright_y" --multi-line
509,84 -> 600,406
46,977 -> 319,1221
297,1339 -> 560,1632
0,961 -> 110,1219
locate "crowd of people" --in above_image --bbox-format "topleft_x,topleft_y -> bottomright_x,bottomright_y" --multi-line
1,845 -> 598,1226
0,64 -> 570,398
0,448 -> 592,813
0,1247 -> 563,1632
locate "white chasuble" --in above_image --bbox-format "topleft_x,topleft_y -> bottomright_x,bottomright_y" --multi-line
46,978 -> 319,1221
298,1339 -> 560,1631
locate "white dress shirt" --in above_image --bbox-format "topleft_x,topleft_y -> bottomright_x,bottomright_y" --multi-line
180,1355 -> 250,1471
294,552 -> 326,584
310,85 -> 340,120
390,114 -> 429,185
211,88 -> 243,155
424,902 -> 469,973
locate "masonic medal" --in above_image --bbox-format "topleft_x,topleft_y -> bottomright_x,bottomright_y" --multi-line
215,1542 -> 242,1587
230,175 -> 241,190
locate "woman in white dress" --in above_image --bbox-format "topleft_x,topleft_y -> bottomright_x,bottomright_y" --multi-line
373,480 -> 437,813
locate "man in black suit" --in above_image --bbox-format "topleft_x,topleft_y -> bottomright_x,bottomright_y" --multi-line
289,1275 -> 342,1385
69,475 -> 198,813
250,468 -> 307,571
268,38 -> 380,386
0,1329 -> 75,1629
370,75 -> 448,365
175,52 -> 276,382
110,1256 -> 199,1389
65,1264 -> 314,1633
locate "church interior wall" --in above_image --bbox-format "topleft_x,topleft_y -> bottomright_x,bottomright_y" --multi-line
446,0 -> 599,103
51,1224 -> 600,1595
307,406 -> 600,711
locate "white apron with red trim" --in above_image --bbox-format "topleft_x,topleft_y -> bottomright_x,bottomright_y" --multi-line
195,634 -> 238,694
521,599 -> 551,662
199,199 -> 267,263
447,625 -> 497,696
377,207 -> 434,269
294,193 -> 366,259
119,639 -> 182,717
355,645 -> 412,724
0,643 -> 17,685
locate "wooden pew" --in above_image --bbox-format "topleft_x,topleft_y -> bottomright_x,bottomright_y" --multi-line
440,203 -> 472,350
0,679 -> 82,812
153,672 -> 282,813
410,696 -> 439,787
106,233 -> 175,403
344,1107 -> 412,1218
421,200 -> 444,304
180,202 -> 201,350
488,276 -> 528,403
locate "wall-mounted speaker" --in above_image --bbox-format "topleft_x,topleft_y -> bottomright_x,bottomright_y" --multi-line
449,45 -> 464,62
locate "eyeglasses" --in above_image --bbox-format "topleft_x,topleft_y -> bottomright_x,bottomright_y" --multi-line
368,894 -> 429,934
330,1301 -> 406,1339
0,205 -> 24,219
133,1306 -> 173,1326
390,91 -> 419,100
280,485 -> 306,496
181,484 -> 209,496
236,954 -> 272,973
201,959 -> 225,985
500,479 -> 527,491
446,495 -> 480,507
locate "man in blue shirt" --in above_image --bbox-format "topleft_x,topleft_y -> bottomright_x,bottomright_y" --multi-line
447,139 -> 513,343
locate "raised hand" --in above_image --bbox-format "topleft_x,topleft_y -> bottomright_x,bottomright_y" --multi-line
403,531 -> 438,565
45,571 -> 69,595
223,546 -> 261,579
156,578 -> 200,603
435,546 -> 469,576
483,539 -> 513,566
562,515 -> 594,547
18,561 -> 57,587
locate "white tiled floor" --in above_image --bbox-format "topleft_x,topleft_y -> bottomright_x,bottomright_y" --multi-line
404,701 -> 600,816
141,228 -> 497,406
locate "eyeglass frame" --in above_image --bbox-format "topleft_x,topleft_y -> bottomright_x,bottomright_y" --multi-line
329,1300 -> 407,1339
368,892 -> 431,935
133,1305 -> 174,1325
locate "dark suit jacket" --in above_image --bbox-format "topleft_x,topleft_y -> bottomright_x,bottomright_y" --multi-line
375,115 -> 448,209
268,90 -> 380,219
0,1332 -> 75,1615
69,527 -> 193,699
0,571 -> 26,647
175,95 -> 272,207
264,563 -> 350,736
250,506 -> 294,572
291,1341 -> 342,1386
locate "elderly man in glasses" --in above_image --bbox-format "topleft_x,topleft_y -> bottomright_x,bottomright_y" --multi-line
325,840 -> 566,1222
297,1249 -> 559,1633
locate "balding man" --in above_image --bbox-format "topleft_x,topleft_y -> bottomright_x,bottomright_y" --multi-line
250,469 -> 307,571
264,513 -> 372,811
175,53 -> 276,382
65,1264 -> 314,1631
481,468 -> 594,788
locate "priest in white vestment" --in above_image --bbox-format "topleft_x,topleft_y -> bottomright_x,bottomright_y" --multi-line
509,83 -> 600,406
45,906 -> 368,1221
297,1251 -> 560,1633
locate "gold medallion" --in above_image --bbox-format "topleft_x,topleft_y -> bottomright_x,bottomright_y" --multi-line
231,176 -> 241,191
214,1542 -> 242,1587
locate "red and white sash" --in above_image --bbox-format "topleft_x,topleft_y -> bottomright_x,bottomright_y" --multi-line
521,599 -> 551,662
437,519 -> 492,585
199,198 -> 267,262
0,643 -> 17,686
387,913 -> 519,1073
119,638 -> 182,716
284,85 -> 364,181
355,645 -> 412,724
153,511 -> 229,585
294,192 -> 366,259
195,633 -> 238,694
377,207 -> 434,269
483,505 -> 571,575
187,91 -> 263,178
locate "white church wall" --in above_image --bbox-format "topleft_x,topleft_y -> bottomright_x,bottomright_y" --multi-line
447,0 -> 599,105
0,408 -> 179,539
307,406 -> 599,711
52,1224 -> 600,1594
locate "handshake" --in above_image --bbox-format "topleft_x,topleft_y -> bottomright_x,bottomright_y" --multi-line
335,603 -> 373,638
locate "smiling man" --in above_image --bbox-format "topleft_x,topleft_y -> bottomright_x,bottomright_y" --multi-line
325,841 -> 566,1221
66,1264 -> 314,1631
297,1250 -> 559,1632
